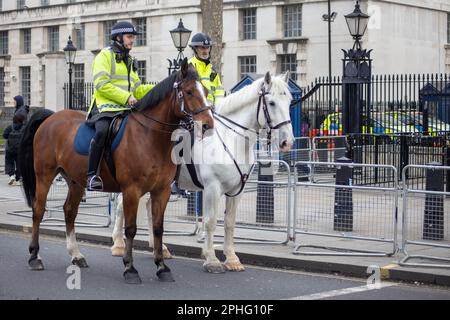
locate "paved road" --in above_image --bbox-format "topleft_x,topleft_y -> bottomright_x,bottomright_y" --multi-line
1,230 -> 450,301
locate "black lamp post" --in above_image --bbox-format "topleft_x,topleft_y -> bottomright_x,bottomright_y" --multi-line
168,18 -> 192,76
63,36 -> 77,110
342,0 -> 371,136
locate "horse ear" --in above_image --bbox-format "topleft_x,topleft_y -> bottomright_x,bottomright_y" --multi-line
181,57 -> 188,77
264,72 -> 271,85
282,71 -> 289,83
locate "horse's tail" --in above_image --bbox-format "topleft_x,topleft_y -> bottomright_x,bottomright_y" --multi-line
18,109 -> 55,207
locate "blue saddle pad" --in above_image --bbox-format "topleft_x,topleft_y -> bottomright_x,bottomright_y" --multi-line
74,117 -> 129,156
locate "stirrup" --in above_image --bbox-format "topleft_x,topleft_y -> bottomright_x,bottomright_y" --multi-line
87,175 -> 103,191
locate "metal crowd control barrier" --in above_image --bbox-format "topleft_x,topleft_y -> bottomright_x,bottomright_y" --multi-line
399,164 -> 450,268
8,176 -> 111,228
310,136 -> 347,183
197,159 -> 292,244
280,137 -> 312,180
292,160 -> 398,256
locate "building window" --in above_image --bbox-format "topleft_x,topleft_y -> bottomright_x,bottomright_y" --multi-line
278,54 -> 297,82
137,60 -> 146,83
41,0 -> 49,6
17,0 -> 25,9
134,18 -> 147,46
22,29 -> 31,54
238,56 -> 257,79
0,67 -> 4,106
73,64 -> 84,106
0,31 -> 8,55
104,20 -> 117,47
283,4 -> 302,38
20,66 -> 31,106
67,0 -> 77,3
75,24 -> 85,50
73,64 -> 84,83
242,8 -> 256,40
448,13 -> 450,44
48,26 -> 59,52
0,0 -> 2,12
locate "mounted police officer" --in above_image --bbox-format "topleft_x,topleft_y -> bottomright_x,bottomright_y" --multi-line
86,21 -> 154,191
170,32 -> 225,196
188,32 -> 224,105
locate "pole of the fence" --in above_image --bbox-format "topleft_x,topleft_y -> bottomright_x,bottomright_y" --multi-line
423,162 -> 444,240
256,161 -> 274,223
333,157 -> 353,231
446,144 -> 450,195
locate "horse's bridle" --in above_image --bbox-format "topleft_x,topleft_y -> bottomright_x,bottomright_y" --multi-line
173,79 -> 213,118
256,85 -> 292,150
131,78 -> 213,131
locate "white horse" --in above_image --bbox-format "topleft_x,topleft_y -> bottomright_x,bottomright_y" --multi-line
111,72 -> 294,272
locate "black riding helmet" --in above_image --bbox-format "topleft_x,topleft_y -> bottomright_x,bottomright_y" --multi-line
110,21 -> 141,41
189,32 -> 213,48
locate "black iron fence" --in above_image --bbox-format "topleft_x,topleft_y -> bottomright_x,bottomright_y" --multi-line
302,73 -> 450,136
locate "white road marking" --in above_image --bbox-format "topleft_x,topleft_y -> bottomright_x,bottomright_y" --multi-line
286,283 -> 397,300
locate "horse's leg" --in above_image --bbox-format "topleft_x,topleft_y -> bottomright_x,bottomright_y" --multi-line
223,195 -> 245,271
64,182 -> 88,268
201,185 -> 225,273
28,175 -> 53,270
122,189 -> 142,284
145,195 -> 172,259
151,187 -> 174,282
111,194 -> 126,257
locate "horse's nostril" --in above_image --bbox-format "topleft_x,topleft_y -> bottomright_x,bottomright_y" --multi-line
202,124 -> 210,132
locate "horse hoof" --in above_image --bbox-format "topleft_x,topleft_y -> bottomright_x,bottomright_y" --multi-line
203,262 -> 225,274
72,257 -> 89,268
111,246 -> 125,257
163,249 -> 173,259
123,267 -> 142,285
28,257 -> 44,271
157,270 -> 175,282
223,261 -> 245,272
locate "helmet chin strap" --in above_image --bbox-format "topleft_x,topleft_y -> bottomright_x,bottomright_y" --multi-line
112,36 -> 130,63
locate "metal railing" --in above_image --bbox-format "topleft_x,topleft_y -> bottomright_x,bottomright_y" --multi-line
292,161 -> 398,256
399,164 -> 450,268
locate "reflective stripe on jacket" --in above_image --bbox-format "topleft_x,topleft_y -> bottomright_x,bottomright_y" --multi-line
188,56 -> 224,105
88,48 -> 154,114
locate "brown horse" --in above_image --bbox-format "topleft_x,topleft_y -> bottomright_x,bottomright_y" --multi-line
18,59 -> 214,284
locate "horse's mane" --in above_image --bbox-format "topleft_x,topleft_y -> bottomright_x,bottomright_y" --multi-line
217,76 -> 292,116
138,67 -> 198,111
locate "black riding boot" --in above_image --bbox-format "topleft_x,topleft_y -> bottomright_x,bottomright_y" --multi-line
87,139 -> 104,191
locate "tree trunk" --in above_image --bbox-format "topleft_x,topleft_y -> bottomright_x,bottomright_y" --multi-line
200,0 -> 223,75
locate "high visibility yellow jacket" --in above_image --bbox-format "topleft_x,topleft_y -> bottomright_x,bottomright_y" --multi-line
88,47 -> 154,114
188,56 -> 224,105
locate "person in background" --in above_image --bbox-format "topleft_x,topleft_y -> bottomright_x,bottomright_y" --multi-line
3,112 -> 26,186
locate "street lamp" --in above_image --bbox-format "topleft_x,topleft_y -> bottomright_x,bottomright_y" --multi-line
341,0 -> 372,136
63,36 -> 77,110
344,0 -> 370,50
168,18 -> 192,75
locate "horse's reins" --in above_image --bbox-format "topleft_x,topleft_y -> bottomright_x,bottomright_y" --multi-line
130,78 -> 213,132
213,85 -> 291,197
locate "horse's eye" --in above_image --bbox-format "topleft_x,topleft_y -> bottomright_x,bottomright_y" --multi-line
186,90 -> 193,96
269,101 -> 275,107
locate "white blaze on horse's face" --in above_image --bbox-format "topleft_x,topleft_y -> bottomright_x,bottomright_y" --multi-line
196,81 -> 213,119
260,72 -> 294,152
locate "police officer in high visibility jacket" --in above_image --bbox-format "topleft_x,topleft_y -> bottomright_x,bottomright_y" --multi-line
188,33 -> 224,105
86,21 -> 154,191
